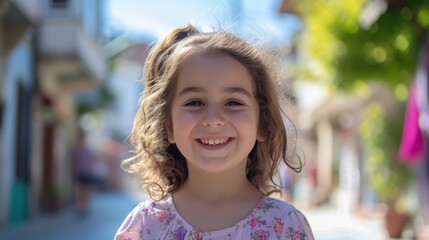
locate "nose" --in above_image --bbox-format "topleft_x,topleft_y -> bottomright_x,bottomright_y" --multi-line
202,104 -> 225,127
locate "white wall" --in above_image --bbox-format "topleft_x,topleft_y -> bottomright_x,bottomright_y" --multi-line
0,30 -> 34,224
104,58 -> 142,140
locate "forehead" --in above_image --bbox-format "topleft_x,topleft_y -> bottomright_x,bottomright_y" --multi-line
176,53 -> 255,94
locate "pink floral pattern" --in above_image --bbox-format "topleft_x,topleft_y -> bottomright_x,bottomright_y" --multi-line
274,217 -> 284,238
252,230 -> 270,240
114,196 -> 314,240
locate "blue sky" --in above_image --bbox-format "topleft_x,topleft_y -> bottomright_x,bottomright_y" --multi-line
107,0 -> 301,45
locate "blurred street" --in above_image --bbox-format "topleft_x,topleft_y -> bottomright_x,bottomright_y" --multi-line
0,191 -> 142,240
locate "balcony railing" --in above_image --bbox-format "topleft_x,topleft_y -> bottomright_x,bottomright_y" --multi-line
38,17 -> 106,81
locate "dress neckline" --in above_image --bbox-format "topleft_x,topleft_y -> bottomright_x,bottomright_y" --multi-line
167,194 -> 267,235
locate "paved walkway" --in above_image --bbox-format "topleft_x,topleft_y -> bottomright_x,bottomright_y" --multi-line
302,207 -> 389,240
0,191 -> 142,240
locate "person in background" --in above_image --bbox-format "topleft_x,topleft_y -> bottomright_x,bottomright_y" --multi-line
92,157 -> 108,191
72,130 -> 96,218
114,25 -> 314,239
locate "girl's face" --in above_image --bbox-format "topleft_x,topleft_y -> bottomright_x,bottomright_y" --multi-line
167,53 -> 261,174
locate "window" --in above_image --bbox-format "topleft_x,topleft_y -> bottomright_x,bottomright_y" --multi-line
51,0 -> 68,8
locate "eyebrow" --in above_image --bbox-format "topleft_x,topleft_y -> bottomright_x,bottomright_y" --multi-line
177,86 -> 253,98
177,87 -> 204,96
225,87 -> 252,98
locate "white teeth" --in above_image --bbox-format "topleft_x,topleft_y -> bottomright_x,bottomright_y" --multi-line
200,138 -> 227,146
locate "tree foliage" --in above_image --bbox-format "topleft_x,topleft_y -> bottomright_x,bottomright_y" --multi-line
294,0 -> 429,90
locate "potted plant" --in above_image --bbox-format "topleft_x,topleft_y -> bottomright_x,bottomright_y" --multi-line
360,99 -> 416,238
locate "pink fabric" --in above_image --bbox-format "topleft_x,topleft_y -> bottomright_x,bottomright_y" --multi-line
399,81 -> 424,164
114,195 -> 315,240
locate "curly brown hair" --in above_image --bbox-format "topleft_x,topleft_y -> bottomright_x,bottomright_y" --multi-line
122,25 -> 303,200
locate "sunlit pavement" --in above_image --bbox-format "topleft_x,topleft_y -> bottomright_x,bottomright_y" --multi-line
302,207 -> 390,240
0,191 -> 141,240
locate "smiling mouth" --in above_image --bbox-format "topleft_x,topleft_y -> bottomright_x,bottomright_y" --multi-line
198,138 -> 230,146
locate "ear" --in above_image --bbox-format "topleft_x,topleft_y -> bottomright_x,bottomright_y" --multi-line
165,120 -> 175,143
257,132 -> 265,142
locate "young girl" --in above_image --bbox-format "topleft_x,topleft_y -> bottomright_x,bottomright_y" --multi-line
114,25 -> 314,240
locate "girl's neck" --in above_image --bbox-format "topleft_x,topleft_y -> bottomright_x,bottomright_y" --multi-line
176,162 -> 262,203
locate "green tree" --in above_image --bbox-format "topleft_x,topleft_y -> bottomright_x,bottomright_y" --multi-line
294,0 -> 429,90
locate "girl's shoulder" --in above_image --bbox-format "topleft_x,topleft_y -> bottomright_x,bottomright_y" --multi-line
114,196 -> 178,240
127,195 -> 176,223
135,196 -> 173,212
255,196 -> 313,229
258,195 -> 303,215
248,196 -> 315,239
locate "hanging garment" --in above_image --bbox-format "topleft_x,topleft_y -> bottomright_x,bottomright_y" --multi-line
399,80 -> 424,164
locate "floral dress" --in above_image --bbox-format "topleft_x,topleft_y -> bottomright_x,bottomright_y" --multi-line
114,195 -> 314,240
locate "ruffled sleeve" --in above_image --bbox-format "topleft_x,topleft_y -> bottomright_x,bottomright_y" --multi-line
282,207 -> 315,240
114,203 -> 145,240
260,197 -> 315,240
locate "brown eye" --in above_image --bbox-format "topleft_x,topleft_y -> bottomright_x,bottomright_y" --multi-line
185,100 -> 204,106
226,100 -> 243,106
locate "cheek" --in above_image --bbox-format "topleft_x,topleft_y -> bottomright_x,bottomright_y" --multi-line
170,111 -> 198,136
173,111 -> 196,126
232,113 -> 258,125
230,112 -> 259,133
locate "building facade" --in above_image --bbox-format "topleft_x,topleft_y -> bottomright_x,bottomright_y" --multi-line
0,0 -> 106,225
